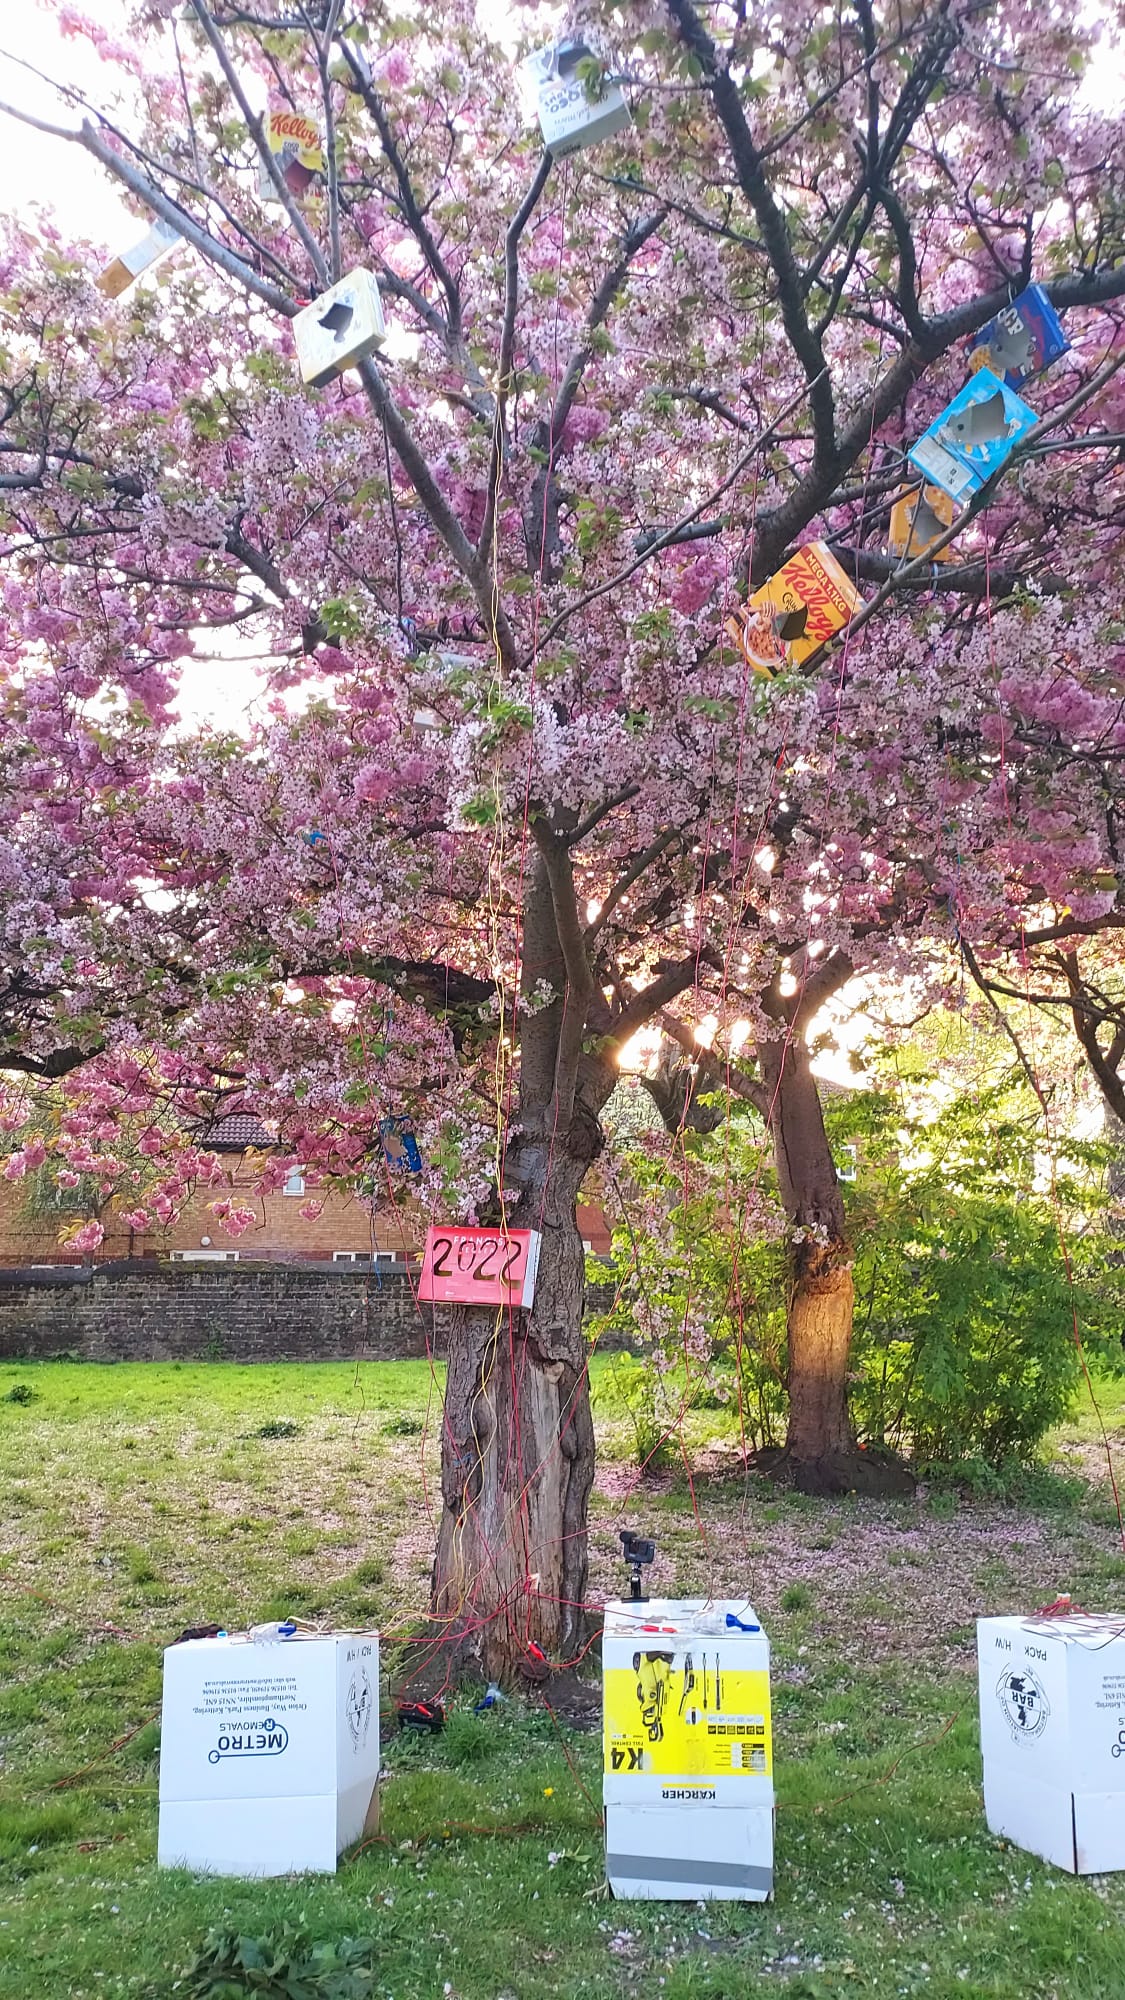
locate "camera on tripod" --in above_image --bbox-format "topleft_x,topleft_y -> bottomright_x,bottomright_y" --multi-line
619,1528 -> 656,1601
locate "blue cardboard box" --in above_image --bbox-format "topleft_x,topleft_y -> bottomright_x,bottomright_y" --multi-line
970,284 -> 1069,388
907,369 -> 1038,504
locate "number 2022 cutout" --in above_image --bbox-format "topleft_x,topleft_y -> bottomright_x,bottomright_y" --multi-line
416,1225 -> 541,1309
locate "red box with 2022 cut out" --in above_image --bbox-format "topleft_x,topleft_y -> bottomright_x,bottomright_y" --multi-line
416,1224 -> 541,1308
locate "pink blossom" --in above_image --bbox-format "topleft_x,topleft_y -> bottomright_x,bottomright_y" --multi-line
354,765 -> 395,805
67,1221 -> 105,1254
377,51 -> 412,89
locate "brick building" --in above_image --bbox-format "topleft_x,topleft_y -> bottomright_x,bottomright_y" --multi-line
0,1112 -> 418,1269
0,1111 -> 613,1268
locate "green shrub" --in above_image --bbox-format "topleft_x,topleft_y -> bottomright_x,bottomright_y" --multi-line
3,1383 -> 38,1405
442,1707 -> 499,1765
596,1353 -> 675,1469
842,1089 -> 1125,1467
180,1927 -> 376,1999
254,1417 -> 300,1440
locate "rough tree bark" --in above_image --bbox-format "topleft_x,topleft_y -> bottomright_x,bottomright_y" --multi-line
759,1032 -> 911,1496
430,854 -> 616,1679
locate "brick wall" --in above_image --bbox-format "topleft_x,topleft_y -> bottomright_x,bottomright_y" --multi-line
0,1265 -> 438,1363
0,1266 -> 623,1363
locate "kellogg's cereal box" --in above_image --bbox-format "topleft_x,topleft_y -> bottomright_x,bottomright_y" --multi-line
259,103 -> 324,201
725,542 -> 864,679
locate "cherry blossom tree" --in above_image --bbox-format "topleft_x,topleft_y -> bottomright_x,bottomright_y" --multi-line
2,0 -> 1125,1672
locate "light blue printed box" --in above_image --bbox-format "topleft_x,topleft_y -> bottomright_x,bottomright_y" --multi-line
908,369 -> 1038,504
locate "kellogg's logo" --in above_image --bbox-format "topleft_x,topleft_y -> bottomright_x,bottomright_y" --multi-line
268,112 -> 319,146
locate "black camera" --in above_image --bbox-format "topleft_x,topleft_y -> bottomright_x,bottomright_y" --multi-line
619,1528 -> 656,1600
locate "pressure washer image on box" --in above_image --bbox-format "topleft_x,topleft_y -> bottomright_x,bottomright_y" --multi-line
633,1651 -> 675,1741
606,1651 -> 772,1778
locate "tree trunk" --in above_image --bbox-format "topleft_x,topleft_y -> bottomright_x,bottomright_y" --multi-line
759,1033 -> 909,1496
430,853 -> 614,1680
430,1149 -> 597,1680
784,1246 -> 856,1490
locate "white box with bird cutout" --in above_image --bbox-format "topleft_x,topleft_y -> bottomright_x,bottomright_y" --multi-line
522,37 -> 631,156
158,1630 -> 380,1875
978,1613 -> 1125,1875
293,269 -> 385,389
603,1597 -> 772,1899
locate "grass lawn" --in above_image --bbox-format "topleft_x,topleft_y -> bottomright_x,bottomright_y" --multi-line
2,1356 -> 1125,2000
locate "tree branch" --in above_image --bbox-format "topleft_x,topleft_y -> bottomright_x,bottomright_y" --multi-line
566,784 -> 643,849
607,955 -> 714,1048
189,0 -> 328,286
338,34 -> 463,333
665,0 -> 836,473
354,354 -> 519,669
529,368 -> 826,663
586,829 -> 684,942
657,1010 -> 771,1117
477,151 -> 553,566
74,116 -> 299,316
533,827 -> 596,1126
524,205 -> 669,579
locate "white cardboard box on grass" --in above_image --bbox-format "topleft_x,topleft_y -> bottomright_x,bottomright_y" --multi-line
158,1630 -> 379,1876
603,1597 -> 773,1900
978,1613 -> 1125,1874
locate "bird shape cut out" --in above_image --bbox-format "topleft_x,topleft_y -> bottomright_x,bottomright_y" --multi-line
906,493 -> 950,553
318,296 -> 356,344
772,604 -> 809,644
979,316 -> 1038,380
939,389 -> 1017,455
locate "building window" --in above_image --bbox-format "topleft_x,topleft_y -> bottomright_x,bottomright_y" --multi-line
283,1168 -> 306,1196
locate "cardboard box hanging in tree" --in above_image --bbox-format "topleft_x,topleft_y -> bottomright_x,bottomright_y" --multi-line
969,283 -> 1069,388
725,541 -> 864,679
908,368 -> 1038,505
258,102 -> 324,202
381,1115 -> 422,1175
416,1223 -> 540,1307
293,269 -> 385,388
97,216 -> 182,298
887,482 -> 959,563
522,36 -> 631,157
